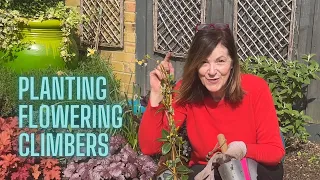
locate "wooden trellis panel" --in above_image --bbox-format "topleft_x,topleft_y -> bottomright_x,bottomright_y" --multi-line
80,0 -> 124,48
153,0 -> 206,58
233,0 -> 296,61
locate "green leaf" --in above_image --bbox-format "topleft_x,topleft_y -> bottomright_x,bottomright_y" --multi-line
166,174 -> 173,180
285,125 -> 294,130
177,165 -> 192,174
295,120 -> 302,127
167,160 -> 174,167
269,83 -> 276,90
304,77 -> 311,84
162,129 -> 170,138
67,124 -> 72,132
280,127 -> 288,133
181,175 -> 189,180
162,143 -> 171,155
303,115 -> 313,122
175,158 -> 181,163
279,89 -> 287,95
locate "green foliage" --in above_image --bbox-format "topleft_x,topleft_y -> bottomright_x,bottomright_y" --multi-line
1,0 -> 61,18
241,54 -> 320,142
118,89 -> 144,151
308,155 -> 320,165
0,9 -> 28,63
0,0 -> 88,63
0,66 -> 17,116
0,53 -> 121,117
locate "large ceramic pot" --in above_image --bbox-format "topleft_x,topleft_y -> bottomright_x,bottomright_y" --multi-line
2,19 -> 78,72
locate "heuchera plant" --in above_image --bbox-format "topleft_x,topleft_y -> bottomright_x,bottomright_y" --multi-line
0,117 -> 62,180
63,135 -> 158,180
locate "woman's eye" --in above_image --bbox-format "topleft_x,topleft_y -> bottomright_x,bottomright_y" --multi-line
217,59 -> 226,64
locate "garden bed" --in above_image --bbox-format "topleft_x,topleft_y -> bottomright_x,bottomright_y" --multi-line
284,141 -> 320,180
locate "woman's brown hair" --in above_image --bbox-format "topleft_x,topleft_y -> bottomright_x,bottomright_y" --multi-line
176,27 -> 244,105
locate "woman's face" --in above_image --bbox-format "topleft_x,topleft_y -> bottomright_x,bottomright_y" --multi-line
198,43 -> 233,99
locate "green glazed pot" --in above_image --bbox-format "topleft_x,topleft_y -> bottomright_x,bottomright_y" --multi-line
2,19 -> 79,72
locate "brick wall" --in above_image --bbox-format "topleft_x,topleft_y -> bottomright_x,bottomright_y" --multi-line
65,0 -> 136,97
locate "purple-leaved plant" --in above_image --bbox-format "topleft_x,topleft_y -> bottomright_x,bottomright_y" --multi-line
63,135 -> 158,180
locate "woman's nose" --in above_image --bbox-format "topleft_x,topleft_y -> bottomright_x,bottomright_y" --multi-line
208,64 -> 217,75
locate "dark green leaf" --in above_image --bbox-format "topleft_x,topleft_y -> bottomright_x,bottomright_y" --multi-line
162,129 -> 170,138
181,175 -> 189,180
162,143 -> 171,155
177,165 -> 191,173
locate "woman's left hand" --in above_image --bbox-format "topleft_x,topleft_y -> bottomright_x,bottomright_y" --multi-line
226,141 -> 247,160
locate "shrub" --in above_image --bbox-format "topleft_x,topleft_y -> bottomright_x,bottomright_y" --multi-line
241,54 -> 320,142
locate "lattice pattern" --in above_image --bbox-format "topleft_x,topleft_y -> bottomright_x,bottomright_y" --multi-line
80,0 -> 124,48
153,0 -> 206,57
234,0 -> 295,61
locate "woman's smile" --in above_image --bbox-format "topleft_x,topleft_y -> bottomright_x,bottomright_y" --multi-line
206,77 -> 220,84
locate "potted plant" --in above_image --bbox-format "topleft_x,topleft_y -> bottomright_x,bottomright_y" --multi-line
0,0 -> 87,72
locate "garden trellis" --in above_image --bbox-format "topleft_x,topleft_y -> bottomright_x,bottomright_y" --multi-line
153,0 -> 207,58
151,0 -> 296,61
80,0 -> 124,48
233,0 -> 296,62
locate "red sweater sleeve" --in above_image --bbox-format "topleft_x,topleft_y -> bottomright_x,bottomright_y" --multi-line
138,81 -> 187,155
245,80 -> 286,166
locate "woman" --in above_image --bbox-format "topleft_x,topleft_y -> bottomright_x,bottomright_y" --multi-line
138,23 -> 285,179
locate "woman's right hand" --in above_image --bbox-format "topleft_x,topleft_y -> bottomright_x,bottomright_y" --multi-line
149,52 -> 174,107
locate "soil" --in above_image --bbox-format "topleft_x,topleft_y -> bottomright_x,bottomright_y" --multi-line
284,140 -> 320,180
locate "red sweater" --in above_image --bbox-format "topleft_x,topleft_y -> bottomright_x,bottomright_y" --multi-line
138,74 -> 285,166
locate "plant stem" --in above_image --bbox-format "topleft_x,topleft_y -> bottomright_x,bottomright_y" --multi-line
172,148 -> 178,180
168,109 -> 178,180
159,64 -> 180,180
